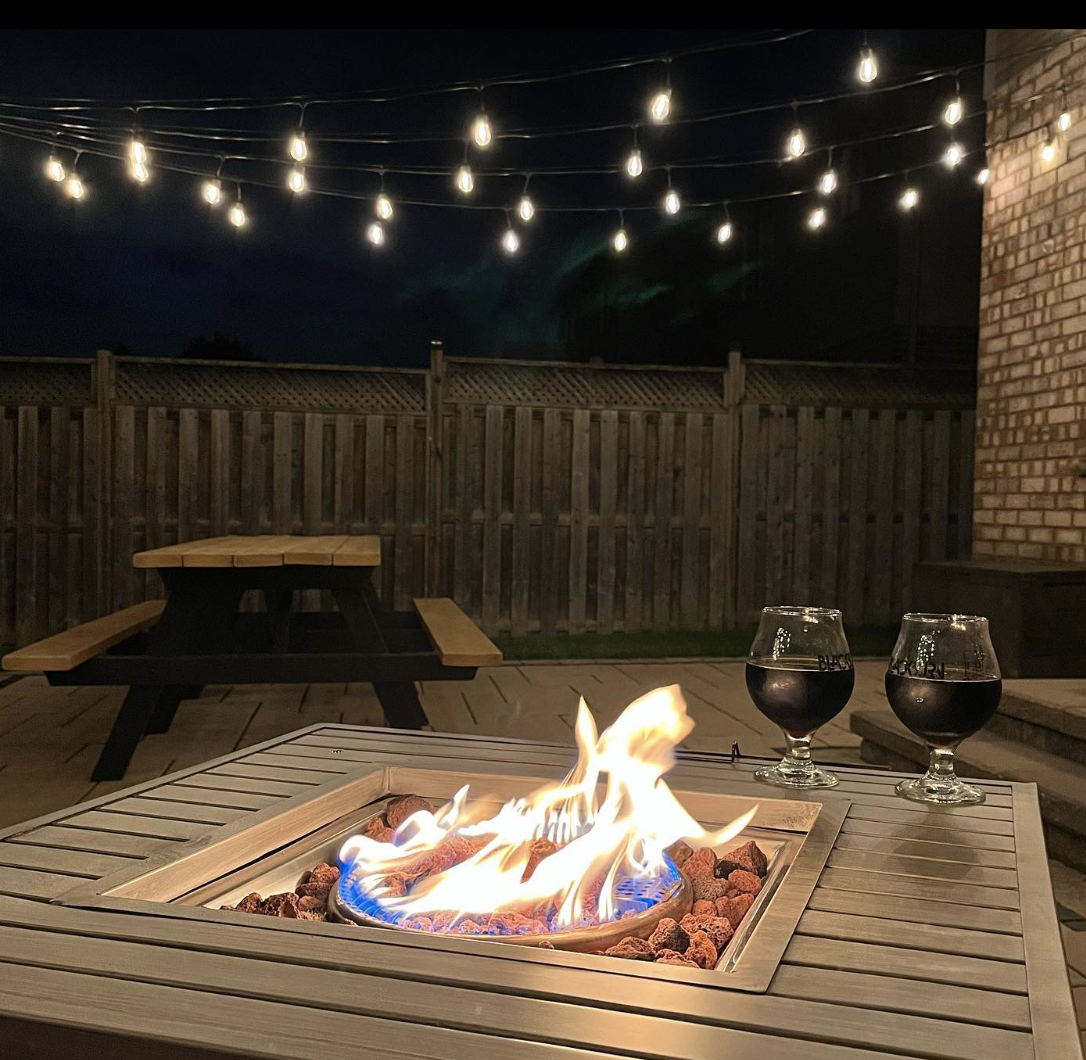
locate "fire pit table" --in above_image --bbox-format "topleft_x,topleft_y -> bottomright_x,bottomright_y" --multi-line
0,720 -> 1079,1060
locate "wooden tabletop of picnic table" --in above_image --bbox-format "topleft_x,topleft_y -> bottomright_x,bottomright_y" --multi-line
132,534 -> 382,569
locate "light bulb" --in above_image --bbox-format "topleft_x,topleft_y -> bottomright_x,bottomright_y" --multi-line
472,115 -> 492,148
807,206 -> 826,230
289,133 -> 308,162
501,228 -> 520,255
663,189 -> 681,215
287,168 -> 306,194
857,47 -> 878,84
819,168 -> 837,195
366,221 -> 385,246
129,139 -> 147,165
1058,110 -> 1072,132
649,89 -> 671,123
228,202 -> 247,228
1041,137 -> 1057,164
612,228 -> 628,253
944,142 -> 964,167
456,165 -> 473,194
66,174 -> 84,200
130,160 -> 150,184
375,194 -> 393,220
625,148 -> 643,178
202,179 -> 223,205
943,96 -> 963,126
716,221 -> 733,245
899,187 -> 919,210
787,127 -> 806,158
518,195 -> 534,222
976,167 -> 990,186
45,156 -> 66,183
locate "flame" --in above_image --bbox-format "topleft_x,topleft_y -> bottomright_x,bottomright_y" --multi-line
338,685 -> 755,931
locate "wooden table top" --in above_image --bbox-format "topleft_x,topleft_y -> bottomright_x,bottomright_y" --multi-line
133,533 -> 381,569
0,724 -> 1078,1060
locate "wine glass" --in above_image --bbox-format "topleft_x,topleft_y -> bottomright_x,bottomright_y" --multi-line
885,613 -> 1001,805
745,606 -> 855,789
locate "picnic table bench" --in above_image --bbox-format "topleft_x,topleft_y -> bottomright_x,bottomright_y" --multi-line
2,534 -> 501,781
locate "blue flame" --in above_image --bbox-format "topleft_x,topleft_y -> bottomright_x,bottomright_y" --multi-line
335,854 -> 680,934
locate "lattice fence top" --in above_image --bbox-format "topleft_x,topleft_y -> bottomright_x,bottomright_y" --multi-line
113,359 -> 427,414
0,359 -> 93,408
444,360 -> 726,410
743,361 -> 976,410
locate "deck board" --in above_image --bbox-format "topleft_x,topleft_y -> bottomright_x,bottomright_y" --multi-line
0,722 -> 1077,1060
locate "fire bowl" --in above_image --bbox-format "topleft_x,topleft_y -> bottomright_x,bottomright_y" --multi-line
328,847 -> 693,952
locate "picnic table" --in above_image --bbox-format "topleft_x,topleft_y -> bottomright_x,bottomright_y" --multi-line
2,534 -> 501,780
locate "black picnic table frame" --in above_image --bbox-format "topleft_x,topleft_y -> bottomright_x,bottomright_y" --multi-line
48,564 -> 478,780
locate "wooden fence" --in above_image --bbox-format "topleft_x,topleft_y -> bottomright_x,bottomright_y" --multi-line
0,348 -> 976,645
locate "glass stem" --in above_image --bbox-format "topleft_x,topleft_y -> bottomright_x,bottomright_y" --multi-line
784,733 -> 814,773
927,747 -> 957,781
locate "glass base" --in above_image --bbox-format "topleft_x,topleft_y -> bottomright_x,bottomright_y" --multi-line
755,761 -> 839,789
895,774 -> 985,805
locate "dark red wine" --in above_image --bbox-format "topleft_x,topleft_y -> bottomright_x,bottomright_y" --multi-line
745,663 -> 855,736
885,674 -> 1002,747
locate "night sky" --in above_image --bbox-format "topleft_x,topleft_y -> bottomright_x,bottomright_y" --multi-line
0,29 -> 985,367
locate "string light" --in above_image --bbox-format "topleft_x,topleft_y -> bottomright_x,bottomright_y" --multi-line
366,221 -> 385,246
287,167 -> 307,193
518,195 -> 534,222
807,205 -> 826,230
1058,109 -> 1072,132
130,159 -> 150,183
128,136 -> 150,182
66,172 -> 84,200
786,119 -> 807,159
456,164 -> 474,194
943,77 -> 964,126
899,186 -> 919,210
857,45 -> 878,84
472,114 -> 493,148
289,132 -> 308,163
975,167 -> 990,185
625,147 -> 643,178
943,142 -> 964,167
501,226 -> 520,255
818,167 -> 837,195
613,212 -> 628,253
376,193 -> 393,220
715,205 -> 734,245
129,138 -> 147,165
649,88 -> 671,123
1040,130 -> 1057,164
44,155 -> 66,183
228,186 -> 246,228
663,186 -> 681,215
202,178 -> 223,205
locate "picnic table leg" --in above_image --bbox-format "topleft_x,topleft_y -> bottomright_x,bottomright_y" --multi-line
373,681 -> 429,730
92,685 -> 171,781
145,685 -> 187,734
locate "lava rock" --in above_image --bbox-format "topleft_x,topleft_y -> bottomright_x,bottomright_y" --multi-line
648,916 -> 690,955
680,847 -> 717,879
385,794 -> 434,829
296,862 -> 340,901
727,869 -> 763,895
690,876 -> 728,904
260,892 -> 301,918
603,936 -> 655,961
296,895 -> 329,922
522,838 -> 558,881
716,840 -> 768,878
684,930 -> 718,969
691,899 -> 716,917
655,949 -> 700,968
715,892 -> 756,926
226,892 -> 264,914
679,913 -> 734,952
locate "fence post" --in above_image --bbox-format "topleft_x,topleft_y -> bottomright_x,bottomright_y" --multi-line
93,349 -> 114,616
723,349 -> 744,628
426,340 -> 445,596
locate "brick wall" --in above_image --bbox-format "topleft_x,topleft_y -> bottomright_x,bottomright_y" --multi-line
974,29 -> 1086,561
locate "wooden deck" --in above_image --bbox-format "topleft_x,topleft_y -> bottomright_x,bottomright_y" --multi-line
0,709 -> 1081,1059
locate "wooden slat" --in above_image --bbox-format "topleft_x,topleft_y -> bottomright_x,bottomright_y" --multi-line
818,866 -> 1020,910
819,407 -> 841,605
840,816 -> 1017,851
597,409 -> 618,635
831,831 -> 1018,868
845,408 -> 869,620
807,886 -> 1023,934
331,535 -> 381,567
480,406 -> 503,633
281,535 -> 349,565
208,409 -> 230,537
414,598 -> 502,667
0,866 -> 74,900
568,408 -> 589,635
624,410 -> 646,633
393,413 -> 413,610
4,825 -> 167,859
736,405 -> 759,622
272,411 -> 294,535
15,406 -> 40,644
139,783 -> 284,812
652,412 -> 674,630
100,797 -> 249,826
173,773 -> 314,798
826,848 -> 1019,888
510,406 -> 532,637
0,842 -> 134,878
2,599 -> 165,672
708,411 -> 730,629
538,407 -> 560,635
132,535 -> 234,569
62,811 -> 213,842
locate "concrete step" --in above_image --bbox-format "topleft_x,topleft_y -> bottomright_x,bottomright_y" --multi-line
851,707 -> 1086,873
991,681 -> 1086,766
